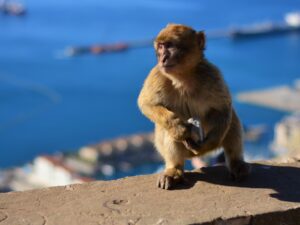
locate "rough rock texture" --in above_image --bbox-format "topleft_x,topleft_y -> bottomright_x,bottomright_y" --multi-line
0,161 -> 300,225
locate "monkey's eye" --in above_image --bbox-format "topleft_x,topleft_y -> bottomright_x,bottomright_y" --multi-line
164,42 -> 174,48
157,42 -> 174,49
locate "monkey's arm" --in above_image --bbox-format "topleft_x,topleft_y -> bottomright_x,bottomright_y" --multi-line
138,101 -> 173,128
138,73 -> 190,141
185,106 -> 232,152
138,95 -> 190,141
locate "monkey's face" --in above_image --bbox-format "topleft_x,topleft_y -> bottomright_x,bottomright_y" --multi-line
154,24 -> 205,74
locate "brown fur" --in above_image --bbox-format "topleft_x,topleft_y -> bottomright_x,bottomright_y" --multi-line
138,24 -> 250,189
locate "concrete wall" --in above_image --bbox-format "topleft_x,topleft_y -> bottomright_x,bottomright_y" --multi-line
0,160 -> 300,225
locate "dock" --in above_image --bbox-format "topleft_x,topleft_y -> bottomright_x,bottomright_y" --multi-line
237,84 -> 300,112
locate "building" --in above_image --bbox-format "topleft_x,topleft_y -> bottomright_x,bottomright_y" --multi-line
28,155 -> 93,187
272,113 -> 300,156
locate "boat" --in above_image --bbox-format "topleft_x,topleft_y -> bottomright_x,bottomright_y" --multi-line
230,12 -> 300,39
0,0 -> 26,16
64,43 -> 129,57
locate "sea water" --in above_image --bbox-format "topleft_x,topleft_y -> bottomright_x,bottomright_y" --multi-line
0,0 -> 300,173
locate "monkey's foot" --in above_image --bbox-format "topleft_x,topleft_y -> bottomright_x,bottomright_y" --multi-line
229,160 -> 251,181
157,168 -> 184,190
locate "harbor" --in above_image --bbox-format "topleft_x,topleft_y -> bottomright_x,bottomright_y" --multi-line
1,0 -> 300,190
0,133 -> 161,192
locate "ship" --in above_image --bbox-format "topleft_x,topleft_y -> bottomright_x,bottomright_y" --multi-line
0,0 -> 26,16
230,12 -> 300,39
64,43 -> 129,57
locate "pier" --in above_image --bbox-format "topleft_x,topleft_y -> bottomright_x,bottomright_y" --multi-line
237,83 -> 300,112
63,12 -> 300,57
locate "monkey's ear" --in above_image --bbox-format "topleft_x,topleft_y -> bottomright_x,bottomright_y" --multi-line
197,31 -> 206,50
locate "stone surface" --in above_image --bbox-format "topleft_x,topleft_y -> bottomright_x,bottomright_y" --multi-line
0,161 -> 300,225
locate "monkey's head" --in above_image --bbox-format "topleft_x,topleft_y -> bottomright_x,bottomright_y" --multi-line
154,24 -> 205,75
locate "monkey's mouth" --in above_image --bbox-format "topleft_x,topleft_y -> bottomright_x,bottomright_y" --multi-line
161,63 -> 175,69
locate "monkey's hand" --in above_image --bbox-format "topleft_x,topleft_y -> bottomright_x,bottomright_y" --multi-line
183,138 -> 204,152
167,117 -> 191,141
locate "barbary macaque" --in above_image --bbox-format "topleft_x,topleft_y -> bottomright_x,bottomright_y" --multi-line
138,24 -> 251,189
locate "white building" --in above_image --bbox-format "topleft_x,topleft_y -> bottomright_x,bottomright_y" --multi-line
273,113 -> 300,155
29,155 -> 93,187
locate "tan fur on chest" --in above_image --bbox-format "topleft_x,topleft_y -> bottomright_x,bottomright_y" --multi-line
162,77 -> 209,121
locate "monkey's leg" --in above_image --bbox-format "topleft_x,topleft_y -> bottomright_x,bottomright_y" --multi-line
222,110 -> 251,181
155,126 -> 186,190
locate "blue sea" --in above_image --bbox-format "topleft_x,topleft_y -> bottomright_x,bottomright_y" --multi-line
1,0 -> 300,171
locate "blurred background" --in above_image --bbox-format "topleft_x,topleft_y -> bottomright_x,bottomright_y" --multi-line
1,0 -> 300,192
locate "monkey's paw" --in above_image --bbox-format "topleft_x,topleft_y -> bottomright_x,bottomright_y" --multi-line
229,160 -> 251,181
183,138 -> 202,151
157,168 -> 184,190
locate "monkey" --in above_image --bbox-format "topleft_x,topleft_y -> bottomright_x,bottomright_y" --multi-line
138,24 -> 251,190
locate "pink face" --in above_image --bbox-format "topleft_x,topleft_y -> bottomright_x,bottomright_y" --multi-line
155,25 -> 205,74
156,41 -> 181,73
